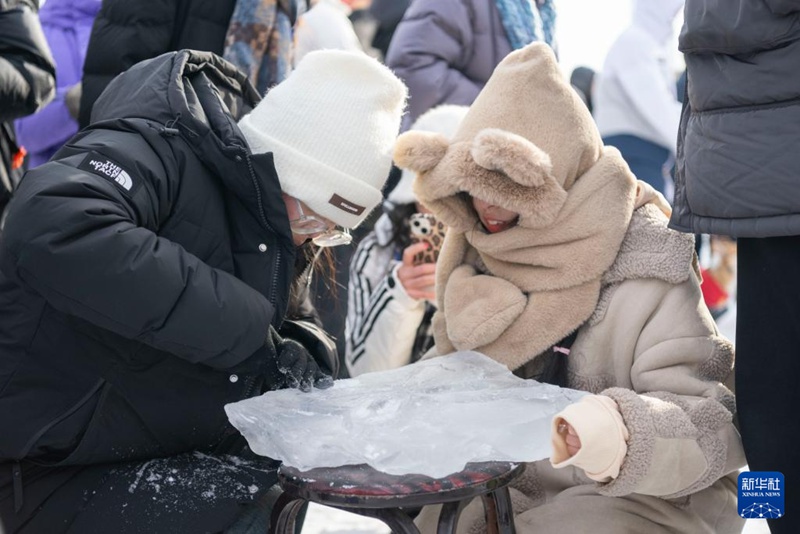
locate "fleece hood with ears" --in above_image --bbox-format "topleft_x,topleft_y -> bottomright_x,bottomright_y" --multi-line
387,104 -> 469,206
395,43 -> 609,234
394,43 -> 638,370
633,0 -> 684,43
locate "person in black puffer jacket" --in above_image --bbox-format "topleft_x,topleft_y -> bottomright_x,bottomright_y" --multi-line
0,0 -> 55,221
0,49 -> 406,534
78,0 -> 235,128
79,0 -> 309,128
671,2 -> 800,533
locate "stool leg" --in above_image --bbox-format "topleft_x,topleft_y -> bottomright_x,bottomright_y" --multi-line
481,487 -> 516,534
347,507 -> 421,534
270,493 -> 306,534
437,499 -> 470,534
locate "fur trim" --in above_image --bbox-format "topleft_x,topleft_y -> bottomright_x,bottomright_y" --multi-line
393,130 -> 450,174
714,388 -> 737,417
596,388 -> 656,497
698,336 -> 735,384
603,203 -> 695,287
588,282 -> 618,326
598,389 -> 735,499
510,463 -> 545,508
566,371 -> 615,394
590,200 -> 696,325
639,391 -> 699,438
663,398 -> 732,499
409,145 -> 475,231
448,43 -> 603,191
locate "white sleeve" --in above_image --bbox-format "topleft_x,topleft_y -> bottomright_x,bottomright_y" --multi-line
345,237 -> 427,376
608,33 -> 682,153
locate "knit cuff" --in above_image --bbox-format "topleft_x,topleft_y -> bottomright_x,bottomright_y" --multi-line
550,395 -> 629,482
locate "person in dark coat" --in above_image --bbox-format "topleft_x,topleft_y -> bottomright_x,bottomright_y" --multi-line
79,0 -> 311,127
671,2 -> 800,533
0,0 -> 55,220
78,0 -> 236,127
0,48 -> 406,533
385,0 -> 557,128
367,0 -> 410,59
569,65 -> 595,114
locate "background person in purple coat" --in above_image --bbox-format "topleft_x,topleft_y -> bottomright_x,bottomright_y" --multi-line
385,0 -> 556,129
14,0 -> 101,168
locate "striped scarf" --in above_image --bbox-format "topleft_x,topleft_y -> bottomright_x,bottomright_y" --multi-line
223,0 -> 306,95
495,0 -> 557,51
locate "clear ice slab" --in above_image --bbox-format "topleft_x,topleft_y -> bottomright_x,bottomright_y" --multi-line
225,351 -> 587,478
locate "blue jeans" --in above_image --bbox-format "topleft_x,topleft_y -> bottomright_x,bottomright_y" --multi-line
603,134 -> 671,195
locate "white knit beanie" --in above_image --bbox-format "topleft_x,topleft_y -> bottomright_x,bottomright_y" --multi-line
387,105 -> 470,206
238,49 -> 407,228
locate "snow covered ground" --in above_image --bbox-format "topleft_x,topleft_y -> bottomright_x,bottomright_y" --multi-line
302,503 -> 388,533
302,500 -> 770,533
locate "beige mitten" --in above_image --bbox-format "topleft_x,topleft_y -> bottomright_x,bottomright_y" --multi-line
550,395 -> 629,482
444,264 -> 527,349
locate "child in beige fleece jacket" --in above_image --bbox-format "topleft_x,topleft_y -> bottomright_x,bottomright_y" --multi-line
394,43 -> 746,534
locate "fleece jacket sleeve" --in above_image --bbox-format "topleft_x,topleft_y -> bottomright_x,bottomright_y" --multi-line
594,277 -> 746,499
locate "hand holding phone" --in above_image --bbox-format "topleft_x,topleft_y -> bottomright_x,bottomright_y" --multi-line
408,213 -> 446,266
395,213 -> 445,301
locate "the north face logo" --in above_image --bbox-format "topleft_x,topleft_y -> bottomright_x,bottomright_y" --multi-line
88,159 -> 132,191
78,152 -> 139,195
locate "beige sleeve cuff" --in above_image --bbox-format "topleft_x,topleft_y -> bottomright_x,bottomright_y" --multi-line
550,395 -> 630,482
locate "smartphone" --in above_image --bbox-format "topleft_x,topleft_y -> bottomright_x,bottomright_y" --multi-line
408,213 -> 446,265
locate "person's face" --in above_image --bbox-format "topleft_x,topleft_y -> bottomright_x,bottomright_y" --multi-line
282,194 -> 352,247
471,197 -> 519,234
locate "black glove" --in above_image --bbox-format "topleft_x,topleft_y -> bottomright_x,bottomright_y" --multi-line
274,337 -> 334,393
279,319 -> 340,378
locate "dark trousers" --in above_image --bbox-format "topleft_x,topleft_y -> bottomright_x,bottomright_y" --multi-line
0,452 -> 282,534
736,236 -> 800,533
603,134 -> 670,195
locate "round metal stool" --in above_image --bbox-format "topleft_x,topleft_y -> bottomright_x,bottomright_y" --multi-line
270,461 -> 524,534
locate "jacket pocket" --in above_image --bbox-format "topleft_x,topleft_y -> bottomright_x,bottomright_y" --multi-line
22,379 -> 105,463
49,382 -> 165,466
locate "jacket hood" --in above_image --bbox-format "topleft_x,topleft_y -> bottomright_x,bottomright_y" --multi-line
91,50 -> 294,247
633,0 -> 684,43
92,50 -> 260,152
92,50 -> 264,186
395,44 -> 604,233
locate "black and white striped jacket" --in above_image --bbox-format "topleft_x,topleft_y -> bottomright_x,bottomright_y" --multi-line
345,214 -> 435,375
